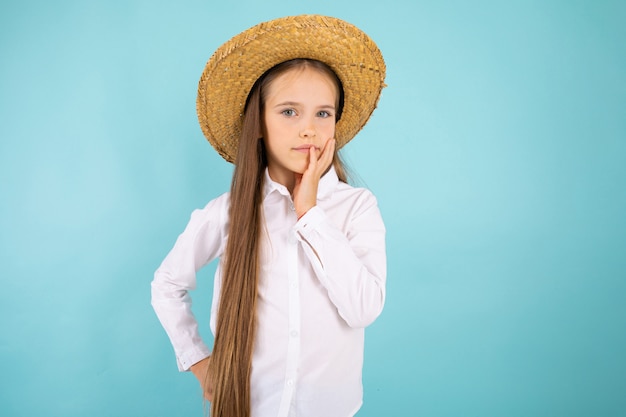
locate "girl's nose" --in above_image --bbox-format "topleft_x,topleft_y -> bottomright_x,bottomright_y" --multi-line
299,127 -> 316,138
299,118 -> 317,139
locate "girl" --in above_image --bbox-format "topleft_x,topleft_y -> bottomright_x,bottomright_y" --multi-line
151,14 -> 387,417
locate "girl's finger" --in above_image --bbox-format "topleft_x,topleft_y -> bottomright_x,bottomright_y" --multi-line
320,138 -> 333,156
308,145 -> 319,171
318,138 -> 335,171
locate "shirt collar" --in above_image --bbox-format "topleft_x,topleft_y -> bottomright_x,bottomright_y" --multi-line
262,165 -> 340,201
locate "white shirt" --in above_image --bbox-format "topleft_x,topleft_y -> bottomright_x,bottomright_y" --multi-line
151,167 -> 386,417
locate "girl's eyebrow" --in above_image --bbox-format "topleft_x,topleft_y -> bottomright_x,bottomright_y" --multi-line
273,101 -> 336,110
273,101 -> 300,108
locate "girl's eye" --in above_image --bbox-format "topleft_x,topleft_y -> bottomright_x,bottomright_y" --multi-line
317,110 -> 331,118
282,109 -> 296,117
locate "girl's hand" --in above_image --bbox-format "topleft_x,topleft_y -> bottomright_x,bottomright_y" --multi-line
190,356 -> 214,402
293,138 -> 336,219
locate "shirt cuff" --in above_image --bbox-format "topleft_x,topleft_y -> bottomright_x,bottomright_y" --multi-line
294,205 -> 326,233
176,345 -> 211,372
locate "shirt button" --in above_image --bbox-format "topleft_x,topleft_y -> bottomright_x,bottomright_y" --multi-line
286,379 -> 294,387
288,233 -> 297,245
290,330 -> 299,337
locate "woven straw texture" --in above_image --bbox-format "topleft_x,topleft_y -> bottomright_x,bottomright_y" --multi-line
196,14 -> 386,163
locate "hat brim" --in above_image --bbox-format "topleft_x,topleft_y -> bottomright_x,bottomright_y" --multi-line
196,14 -> 386,163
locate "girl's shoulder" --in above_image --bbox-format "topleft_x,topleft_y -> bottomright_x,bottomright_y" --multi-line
329,181 -> 380,213
201,191 -> 231,210
187,191 -> 231,225
334,181 -> 378,200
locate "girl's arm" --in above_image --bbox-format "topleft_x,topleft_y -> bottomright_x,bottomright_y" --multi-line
294,190 -> 386,328
150,194 -> 229,371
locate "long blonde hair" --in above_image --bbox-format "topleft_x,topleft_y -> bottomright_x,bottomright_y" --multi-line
209,59 -> 347,417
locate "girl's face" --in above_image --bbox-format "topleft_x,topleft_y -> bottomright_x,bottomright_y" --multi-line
262,66 -> 338,188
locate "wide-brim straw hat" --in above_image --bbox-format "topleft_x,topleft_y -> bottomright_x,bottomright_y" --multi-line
196,14 -> 386,163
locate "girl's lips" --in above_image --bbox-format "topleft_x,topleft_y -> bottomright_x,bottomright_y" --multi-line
293,145 -> 319,153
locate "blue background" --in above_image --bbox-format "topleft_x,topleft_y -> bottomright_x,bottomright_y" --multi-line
1,1 -> 625,416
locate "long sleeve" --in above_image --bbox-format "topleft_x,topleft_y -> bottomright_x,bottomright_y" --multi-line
150,193 -> 229,371
293,189 -> 386,328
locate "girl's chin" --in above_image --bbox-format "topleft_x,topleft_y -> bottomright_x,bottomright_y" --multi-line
267,164 -> 305,184
286,162 -> 307,175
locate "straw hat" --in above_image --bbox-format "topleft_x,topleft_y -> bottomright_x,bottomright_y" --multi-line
196,14 -> 386,163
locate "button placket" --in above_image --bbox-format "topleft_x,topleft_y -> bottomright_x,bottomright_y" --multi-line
276,227 -> 301,417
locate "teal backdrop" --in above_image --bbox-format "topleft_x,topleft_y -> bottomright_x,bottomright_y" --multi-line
1,1 -> 625,416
